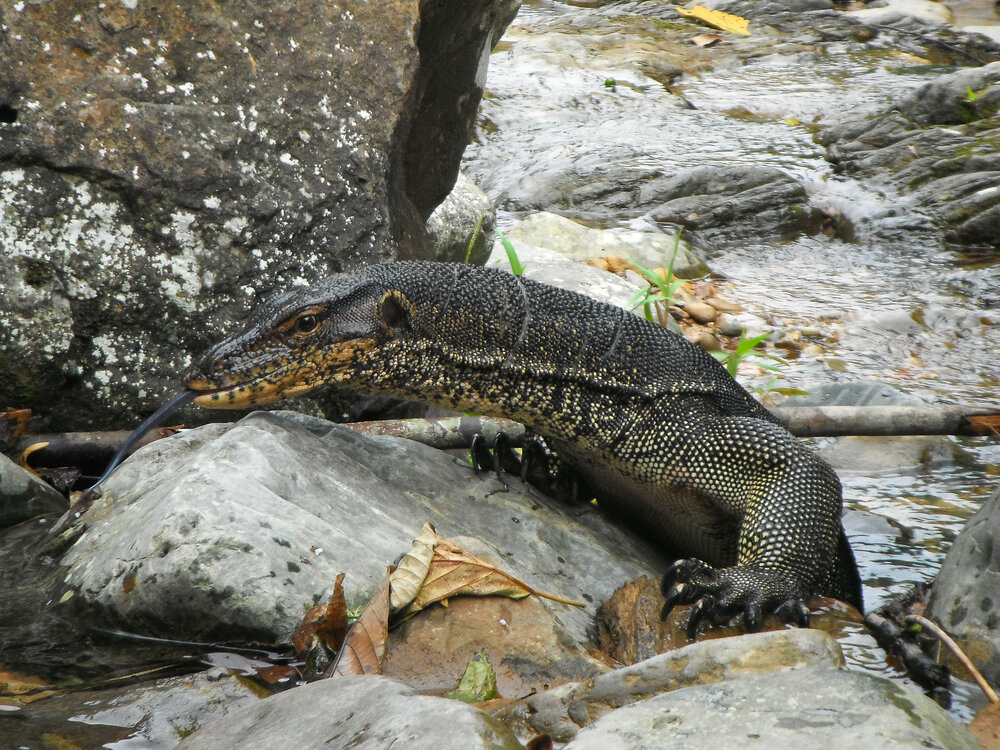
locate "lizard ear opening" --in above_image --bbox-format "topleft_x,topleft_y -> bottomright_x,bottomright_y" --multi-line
380,290 -> 411,331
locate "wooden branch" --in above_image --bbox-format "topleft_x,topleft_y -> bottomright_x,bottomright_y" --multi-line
769,405 -> 992,438
11,406 -> 995,475
346,416 -> 525,448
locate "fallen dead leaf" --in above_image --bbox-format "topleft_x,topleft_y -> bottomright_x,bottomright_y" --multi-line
969,701 -> 1000,749
293,572 -> 350,659
399,536 -> 585,619
328,566 -> 393,677
389,523 -> 437,612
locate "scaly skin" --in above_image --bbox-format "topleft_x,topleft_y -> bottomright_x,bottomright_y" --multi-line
184,261 -> 863,632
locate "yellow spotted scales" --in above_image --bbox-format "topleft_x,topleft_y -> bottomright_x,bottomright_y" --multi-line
185,261 -> 862,631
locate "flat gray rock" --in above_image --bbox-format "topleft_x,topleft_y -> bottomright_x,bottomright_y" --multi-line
562,667 -> 980,749
176,675 -> 523,750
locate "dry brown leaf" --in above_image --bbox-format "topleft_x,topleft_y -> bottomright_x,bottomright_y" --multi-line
401,537 -> 585,618
691,33 -> 723,47
328,566 -> 393,677
389,522 -> 437,612
292,572 -> 349,659
676,5 -> 749,35
0,407 -> 31,448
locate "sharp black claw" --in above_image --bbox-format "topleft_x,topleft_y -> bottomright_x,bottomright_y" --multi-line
686,595 -> 715,641
470,433 -> 486,473
661,560 -> 686,595
660,583 -> 686,621
774,598 -> 811,628
795,601 -> 811,628
491,432 -> 510,478
744,600 -> 762,632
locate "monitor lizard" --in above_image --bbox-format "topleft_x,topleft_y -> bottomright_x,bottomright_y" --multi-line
183,261 -> 863,635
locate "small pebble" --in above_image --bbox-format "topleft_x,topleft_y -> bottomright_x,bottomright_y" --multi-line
716,313 -> 743,337
705,296 -> 743,313
684,301 -> 718,324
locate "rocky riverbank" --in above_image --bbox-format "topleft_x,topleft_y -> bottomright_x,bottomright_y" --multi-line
2,0 -> 1000,747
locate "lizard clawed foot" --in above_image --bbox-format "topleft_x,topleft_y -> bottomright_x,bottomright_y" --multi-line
469,433 -> 593,504
660,559 -> 812,639
470,432 -> 520,480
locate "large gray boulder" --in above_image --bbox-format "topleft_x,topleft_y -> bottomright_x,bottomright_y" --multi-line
0,0 -> 519,430
927,485 -> 1000,687
54,410 -> 663,648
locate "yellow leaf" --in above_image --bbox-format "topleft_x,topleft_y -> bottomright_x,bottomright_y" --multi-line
676,5 -> 750,35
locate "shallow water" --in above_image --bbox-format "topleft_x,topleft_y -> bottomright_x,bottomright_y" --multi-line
467,0 -> 1000,722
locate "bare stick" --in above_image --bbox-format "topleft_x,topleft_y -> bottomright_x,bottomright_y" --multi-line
905,614 -> 999,704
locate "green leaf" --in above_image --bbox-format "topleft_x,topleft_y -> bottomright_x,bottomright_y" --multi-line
445,649 -> 499,703
496,230 -> 525,276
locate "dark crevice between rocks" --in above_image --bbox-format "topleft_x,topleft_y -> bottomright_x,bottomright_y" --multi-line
0,103 -> 18,123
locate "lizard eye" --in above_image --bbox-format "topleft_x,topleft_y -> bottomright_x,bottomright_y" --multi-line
293,313 -> 319,334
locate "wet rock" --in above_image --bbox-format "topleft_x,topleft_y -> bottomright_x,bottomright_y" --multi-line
816,435 -> 968,472
9,667 -> 260,749
715,313 -> 745,338
498,629 -> 845,743
0,452 -> 67,528
820,62 -> 1000,249
177,675 -> 525,750
426,173 -> 497,265
927,485 -> 1000,687
0,0 -> 519,430
847,0 -> 953,26
695,331 -> 722,351
55,411 -> 664,650
644,165 -> 815,246
503,212 -> 709,279
561,667 -> 980,749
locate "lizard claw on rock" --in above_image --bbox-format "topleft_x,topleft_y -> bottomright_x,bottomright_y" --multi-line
660,558 -> 813,638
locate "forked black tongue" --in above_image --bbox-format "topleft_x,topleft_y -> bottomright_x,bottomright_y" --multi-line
78,389 -> 199,504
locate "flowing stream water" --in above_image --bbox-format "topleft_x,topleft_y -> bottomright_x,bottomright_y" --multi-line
464,0 -> 1000,721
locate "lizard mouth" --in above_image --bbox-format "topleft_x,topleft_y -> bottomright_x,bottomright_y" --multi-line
185,371 -> 324,409
184,339 -> 377,408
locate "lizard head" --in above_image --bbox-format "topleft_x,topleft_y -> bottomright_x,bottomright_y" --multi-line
183,272 -> 412,408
